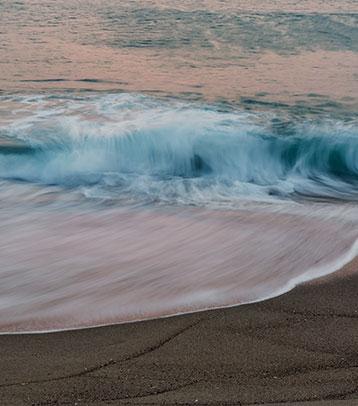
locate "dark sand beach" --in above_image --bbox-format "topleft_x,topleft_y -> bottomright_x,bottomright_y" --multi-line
1,258 -> 357,405
1,0 -> 358,405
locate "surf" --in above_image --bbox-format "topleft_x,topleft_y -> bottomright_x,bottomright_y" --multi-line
0,93 -> 357,206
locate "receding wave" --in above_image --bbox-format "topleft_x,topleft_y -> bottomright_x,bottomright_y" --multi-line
1,94 -> 358,206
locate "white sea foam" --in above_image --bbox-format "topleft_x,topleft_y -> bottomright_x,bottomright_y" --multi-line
0,94 -> 358,207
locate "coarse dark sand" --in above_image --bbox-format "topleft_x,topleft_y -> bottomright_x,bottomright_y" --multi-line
0,259 -> 357,405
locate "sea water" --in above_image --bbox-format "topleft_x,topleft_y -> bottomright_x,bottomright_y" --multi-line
0,0 -> 357,332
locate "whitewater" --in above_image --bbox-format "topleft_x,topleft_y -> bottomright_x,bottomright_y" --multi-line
2,94 -> 358,204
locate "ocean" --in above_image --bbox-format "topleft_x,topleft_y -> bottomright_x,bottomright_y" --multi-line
0,0 -> 357,332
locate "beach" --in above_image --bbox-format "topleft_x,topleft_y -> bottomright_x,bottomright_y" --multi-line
1,0 -> 358,404
1,258 -> 357,405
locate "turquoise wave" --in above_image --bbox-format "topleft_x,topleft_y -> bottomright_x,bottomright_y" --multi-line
0,94 -> 357,204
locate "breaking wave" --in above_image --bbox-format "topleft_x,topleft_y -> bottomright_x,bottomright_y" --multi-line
1,94 -> 358,205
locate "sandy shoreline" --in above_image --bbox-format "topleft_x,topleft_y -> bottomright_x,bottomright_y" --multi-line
2,202 -> 357,335
0,258 -> 357,405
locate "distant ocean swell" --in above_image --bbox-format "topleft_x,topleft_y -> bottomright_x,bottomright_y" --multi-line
1,94 -> 357,205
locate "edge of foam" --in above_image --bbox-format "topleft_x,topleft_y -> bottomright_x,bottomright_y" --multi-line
2,237 -> 357,336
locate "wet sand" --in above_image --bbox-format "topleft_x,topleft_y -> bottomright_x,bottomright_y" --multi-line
0,258 -> 357,405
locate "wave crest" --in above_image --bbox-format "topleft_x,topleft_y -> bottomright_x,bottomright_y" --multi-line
1,94 -> 358,205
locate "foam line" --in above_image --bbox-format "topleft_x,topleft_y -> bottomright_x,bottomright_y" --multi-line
2,238 -> 357,336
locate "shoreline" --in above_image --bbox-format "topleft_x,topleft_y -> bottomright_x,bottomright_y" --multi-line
1,257 -> 358,404
2,238 -> 357,336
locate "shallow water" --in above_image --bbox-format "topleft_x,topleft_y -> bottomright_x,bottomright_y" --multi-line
0,0 -> 357,332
